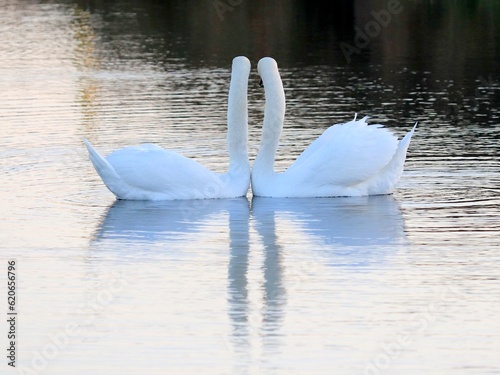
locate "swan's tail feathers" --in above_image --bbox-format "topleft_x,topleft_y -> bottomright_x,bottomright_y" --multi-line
83,138 -> 128,198
84,138 -> 111,174
399,122 -> 418,150
366,122 -> 417,195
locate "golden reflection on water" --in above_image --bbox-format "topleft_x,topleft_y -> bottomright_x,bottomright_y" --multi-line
72,6 -> 101,128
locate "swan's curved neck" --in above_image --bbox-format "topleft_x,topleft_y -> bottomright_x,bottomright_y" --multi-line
227,66 -> 250,175
253,67 -> 286,177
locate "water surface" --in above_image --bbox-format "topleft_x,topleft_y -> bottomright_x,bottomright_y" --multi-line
1,1 -> 499,374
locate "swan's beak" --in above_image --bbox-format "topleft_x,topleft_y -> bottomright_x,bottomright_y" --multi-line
259,79 -> 264,88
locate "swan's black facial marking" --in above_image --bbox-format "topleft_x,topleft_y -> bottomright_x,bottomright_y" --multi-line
259,79 -> 264,88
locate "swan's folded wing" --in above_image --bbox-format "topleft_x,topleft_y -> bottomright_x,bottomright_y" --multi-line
107,145 -> 220,198
287,116 -> 371,173
286,121 -> 399,187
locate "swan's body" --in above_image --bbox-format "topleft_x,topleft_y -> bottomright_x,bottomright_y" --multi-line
84,56 -> 251,200
251,57 -> 416,198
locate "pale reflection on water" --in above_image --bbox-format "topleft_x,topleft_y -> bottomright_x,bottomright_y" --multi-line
1,1 -> 499,374
86,196 -> 410,373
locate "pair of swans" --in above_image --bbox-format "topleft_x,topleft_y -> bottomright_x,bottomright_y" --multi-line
84,56 -> 416,200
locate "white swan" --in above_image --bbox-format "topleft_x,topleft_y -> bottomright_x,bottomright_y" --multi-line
84,56 -> 251,200
251,57 -> 417,198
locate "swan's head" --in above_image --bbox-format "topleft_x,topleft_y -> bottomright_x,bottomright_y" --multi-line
232,56 -> 251,76
257,57 -> 279,89
257,57 -> 278,78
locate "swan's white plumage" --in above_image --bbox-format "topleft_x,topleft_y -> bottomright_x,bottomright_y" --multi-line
251,57 -> 416,198
84,56 -> 251,200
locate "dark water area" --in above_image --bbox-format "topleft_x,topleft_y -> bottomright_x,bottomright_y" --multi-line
65,0 -> 500,142
69,0 -> 499,77
68,0 -> 499,68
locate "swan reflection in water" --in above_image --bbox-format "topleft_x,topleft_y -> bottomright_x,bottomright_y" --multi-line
92,197 -> 250,245
233,195 -> 407,356
253,195 -> 407,267
91,195 -> 405,355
